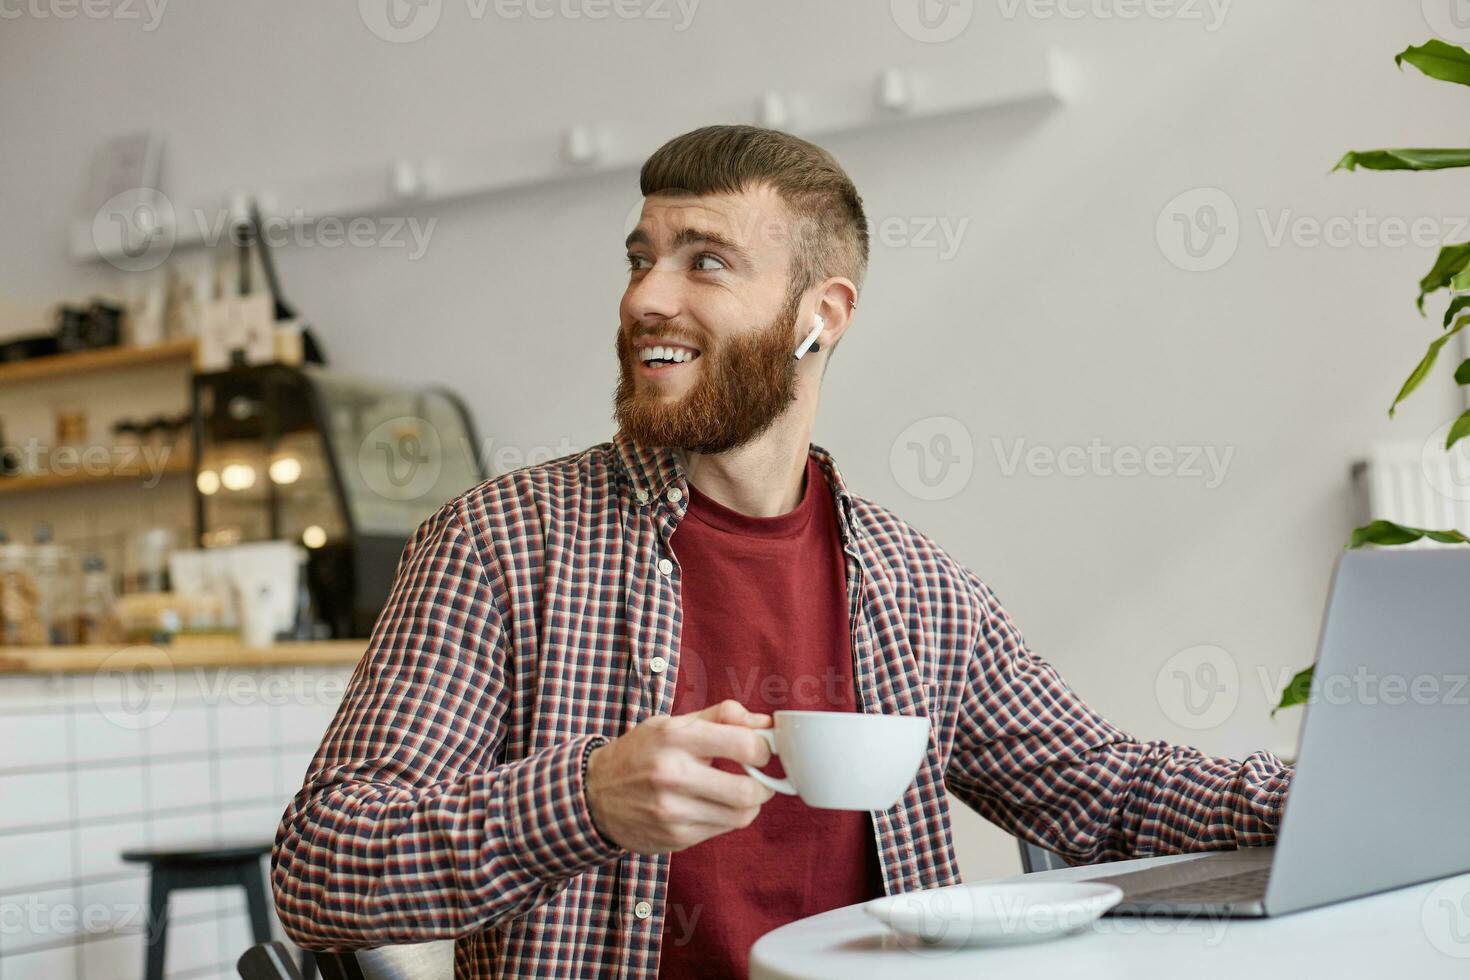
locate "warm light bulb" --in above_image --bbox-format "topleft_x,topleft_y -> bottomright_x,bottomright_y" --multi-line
269,456 -> 302,485
302,525 -> 327,549
196,469 -> 221,495
220,463 -> 257,491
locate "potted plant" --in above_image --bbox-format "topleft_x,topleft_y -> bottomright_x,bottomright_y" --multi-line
1274,39 -> 1470,713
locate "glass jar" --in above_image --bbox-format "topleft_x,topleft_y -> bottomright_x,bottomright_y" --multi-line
76,554 -> 123,645
0,535 -> 40,646
31,525 -> 78,646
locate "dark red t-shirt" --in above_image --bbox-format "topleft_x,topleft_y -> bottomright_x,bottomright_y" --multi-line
657,454 -> 887,980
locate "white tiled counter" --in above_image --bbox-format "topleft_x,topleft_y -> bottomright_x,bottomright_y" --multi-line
0,645 -> 362,980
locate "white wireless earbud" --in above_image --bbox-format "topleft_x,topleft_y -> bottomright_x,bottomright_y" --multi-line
794,313 -> 824,360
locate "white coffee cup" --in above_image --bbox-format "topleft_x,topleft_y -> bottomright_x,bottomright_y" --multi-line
740,710 -> 930,810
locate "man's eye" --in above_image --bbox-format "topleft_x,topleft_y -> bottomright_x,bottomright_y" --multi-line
627,254 -> 650,271
693,253 -> 726,272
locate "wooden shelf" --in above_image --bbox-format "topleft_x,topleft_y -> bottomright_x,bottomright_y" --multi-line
0,450 -> 193,495
0,638 -> 366,675
0,339 -> 195,386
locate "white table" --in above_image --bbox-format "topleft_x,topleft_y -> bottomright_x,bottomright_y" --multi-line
749,852 -> 1470,979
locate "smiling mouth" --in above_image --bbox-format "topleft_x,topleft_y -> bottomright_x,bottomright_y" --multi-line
636,345 -> 702,372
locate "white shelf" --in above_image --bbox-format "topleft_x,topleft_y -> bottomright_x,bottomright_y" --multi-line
71,50 -> 1068,265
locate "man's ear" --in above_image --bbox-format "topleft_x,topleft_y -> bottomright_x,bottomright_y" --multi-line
810,278 -> 858,353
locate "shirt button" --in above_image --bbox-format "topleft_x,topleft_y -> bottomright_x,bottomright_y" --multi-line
649,656 -> 667,674
634,901 -> 652,920
657,557 -> 674,576
666,487 -> 683,503
635,489 -> 649,504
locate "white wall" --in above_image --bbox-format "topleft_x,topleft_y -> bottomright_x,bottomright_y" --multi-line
3,1 -> 1468,882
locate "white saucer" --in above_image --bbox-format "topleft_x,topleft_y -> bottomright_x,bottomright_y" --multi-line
863,881 -> 1123,948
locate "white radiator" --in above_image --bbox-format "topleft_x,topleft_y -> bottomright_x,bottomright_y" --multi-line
1355,437 -> 1470,543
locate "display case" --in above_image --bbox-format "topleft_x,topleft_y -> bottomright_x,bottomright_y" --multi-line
191,364 -> 486,637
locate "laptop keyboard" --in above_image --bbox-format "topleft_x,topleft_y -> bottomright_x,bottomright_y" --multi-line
1124,865 -> 1271,904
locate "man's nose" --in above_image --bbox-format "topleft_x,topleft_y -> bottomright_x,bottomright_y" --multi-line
623,267 -> 682,323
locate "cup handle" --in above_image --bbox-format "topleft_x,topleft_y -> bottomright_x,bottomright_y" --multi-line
741,728 -> 797,795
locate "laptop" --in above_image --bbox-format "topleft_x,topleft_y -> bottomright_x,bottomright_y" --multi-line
1091,547 -> 1470,918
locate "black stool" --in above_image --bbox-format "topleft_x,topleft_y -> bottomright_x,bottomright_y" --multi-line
123,840 -> 289,980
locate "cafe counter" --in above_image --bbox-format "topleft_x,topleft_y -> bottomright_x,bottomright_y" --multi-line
0,638 -> 366,674
0,638 -> 365,976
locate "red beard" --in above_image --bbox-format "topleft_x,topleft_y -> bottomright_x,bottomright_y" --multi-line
613,291 -> 802,455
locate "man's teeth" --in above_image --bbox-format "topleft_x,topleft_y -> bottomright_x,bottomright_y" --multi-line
638,346 -> 700,365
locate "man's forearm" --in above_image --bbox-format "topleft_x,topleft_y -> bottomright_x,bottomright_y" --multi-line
1029,739 -> 1289,862
946,571 -> 1294,865
950,724 -> 1293,865
272,735 -> 624,949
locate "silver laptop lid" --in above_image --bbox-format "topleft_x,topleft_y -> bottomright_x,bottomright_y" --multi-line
1266,548 -> 1470,915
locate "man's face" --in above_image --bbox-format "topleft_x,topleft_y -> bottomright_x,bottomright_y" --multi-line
615,185 -> 805,454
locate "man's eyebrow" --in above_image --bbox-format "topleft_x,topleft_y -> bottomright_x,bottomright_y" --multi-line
671,227 -> 748,257
623,225 -> 751,262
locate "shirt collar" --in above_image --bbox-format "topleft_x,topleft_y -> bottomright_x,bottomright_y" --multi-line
611,428 -> 861,544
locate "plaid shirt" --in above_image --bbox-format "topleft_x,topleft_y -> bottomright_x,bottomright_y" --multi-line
272,429 -> 1292,978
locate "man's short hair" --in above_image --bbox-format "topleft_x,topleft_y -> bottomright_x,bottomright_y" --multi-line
639,125 -> 869,299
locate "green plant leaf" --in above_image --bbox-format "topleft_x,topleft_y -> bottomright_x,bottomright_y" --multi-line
1456,358 -> 1470,384
1349,519 -> 1470,548
1271,666 -> 1314,717
1442,295 -> 1470,328
1333,148 -> 1470,174
1395,39 -> 1470,85
1418,243 -> 1470,312
1447,408 -> 1470,450
1388,315 -> 1470,416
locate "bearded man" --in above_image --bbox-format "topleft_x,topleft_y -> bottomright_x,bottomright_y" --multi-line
272,125 -> 1293,980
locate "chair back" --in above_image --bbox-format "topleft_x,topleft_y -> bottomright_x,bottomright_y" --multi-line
1017,839 -> 1072,874
311,941 -> 454,979
237,942 -> 304,980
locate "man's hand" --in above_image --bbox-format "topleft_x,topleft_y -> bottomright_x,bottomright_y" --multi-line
584,699 -> 777,853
